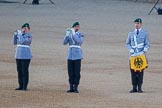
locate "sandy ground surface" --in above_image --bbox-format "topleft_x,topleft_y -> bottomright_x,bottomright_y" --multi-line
0,0 -> 162,108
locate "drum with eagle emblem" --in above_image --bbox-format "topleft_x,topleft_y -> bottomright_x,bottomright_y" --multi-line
130,54 -> 148,72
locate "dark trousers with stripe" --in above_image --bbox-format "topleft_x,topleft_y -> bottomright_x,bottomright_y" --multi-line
16,59 -> 31,88
130,69 -> 144,90
68,59 -> 81,86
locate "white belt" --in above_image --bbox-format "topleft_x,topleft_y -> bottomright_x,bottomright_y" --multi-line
132,43 -> 144,49
69,45 -> 81,48
131,51 -> 144,57
17,45 -> 29,48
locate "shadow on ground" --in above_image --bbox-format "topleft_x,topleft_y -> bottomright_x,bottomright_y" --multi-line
0,0 -> 20,3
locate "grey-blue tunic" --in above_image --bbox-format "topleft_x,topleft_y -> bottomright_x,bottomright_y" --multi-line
63,31 -> 84,60
13,30 -> 32,59
126,29 -> 150,57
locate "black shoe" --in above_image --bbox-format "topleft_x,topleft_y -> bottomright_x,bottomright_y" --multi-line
138,89 -> 143,93
67,89 -> 74,93
32,1 -> 39,5
15,83 -> 23,90
74,85 -> 79,93
67,85 -> 74,93
22,84 -> 28,91
22,88 -> 28,91
15,87 -> 23,90
130,89 -> 137,93
138,85 -> 143,93
74,89 -> 79,93
32,3 -> 39,5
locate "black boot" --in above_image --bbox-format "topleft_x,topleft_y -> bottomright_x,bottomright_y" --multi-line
22,84 -> 28,91
67,85 -> 74,93
130,85 -> 137,93
74,85 -> 79,93
138,85 -> 143,93
15,83 -> 23,90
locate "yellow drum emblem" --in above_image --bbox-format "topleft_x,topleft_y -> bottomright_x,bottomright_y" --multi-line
130,54 -> 148,72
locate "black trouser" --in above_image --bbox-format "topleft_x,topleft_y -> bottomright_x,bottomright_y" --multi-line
16,59 -> 31,88
68,59 -> 81,86
130,69 -> 144,90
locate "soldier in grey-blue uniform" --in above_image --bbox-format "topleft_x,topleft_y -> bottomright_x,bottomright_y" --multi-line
63,22 -> 84,93
126,18 -> 150,93
13,23 -> 32,91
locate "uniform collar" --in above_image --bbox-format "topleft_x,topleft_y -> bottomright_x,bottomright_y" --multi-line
134,28 -> 142,32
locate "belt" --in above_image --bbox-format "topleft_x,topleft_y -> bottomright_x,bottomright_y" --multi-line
69,45 -> 81,48
131,51 -> 144,57
132,43 -> 144,49
17,45 -> 29,48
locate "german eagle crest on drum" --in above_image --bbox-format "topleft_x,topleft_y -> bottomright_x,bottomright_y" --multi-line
130,54 -> 148,72
134,57 -> 143,68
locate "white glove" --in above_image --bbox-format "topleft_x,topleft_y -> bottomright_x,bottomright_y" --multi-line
66,29 -> 71,36
17,30 -> 22,35
143,48 -> 148,52
15,30 -> 22,41
71,28 -> 75,36
14,30 -> 21,36
129,49 -> 134,53
14,31 -> 18,36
